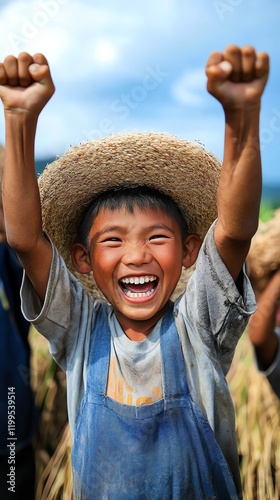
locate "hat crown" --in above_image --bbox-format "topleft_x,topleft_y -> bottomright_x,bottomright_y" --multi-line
39,132 -> 221,295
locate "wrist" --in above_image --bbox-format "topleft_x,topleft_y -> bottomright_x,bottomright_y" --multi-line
5,108 -> 39,127
5,110 -> 38,143
224,102 -> 261,122
4,111 -> 37,168
223,105 -> 261,151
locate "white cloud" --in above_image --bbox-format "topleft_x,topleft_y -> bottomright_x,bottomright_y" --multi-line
91,39 -> 120,66
171,68 -> 207,107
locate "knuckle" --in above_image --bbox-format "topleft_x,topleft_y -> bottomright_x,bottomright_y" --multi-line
4,55 -> 16,65
18,52 -> 33,63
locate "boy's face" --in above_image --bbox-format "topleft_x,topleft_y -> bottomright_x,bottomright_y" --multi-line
75,205 -> 198,332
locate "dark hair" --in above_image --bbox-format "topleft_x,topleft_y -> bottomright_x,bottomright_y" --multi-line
77,186 -> 189,248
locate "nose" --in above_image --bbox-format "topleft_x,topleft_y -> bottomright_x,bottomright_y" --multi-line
122,242 -> 152,267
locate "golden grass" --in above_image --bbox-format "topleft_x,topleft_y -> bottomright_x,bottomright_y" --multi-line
29,327 -> 71,499
227,332 -> 280,500
30,326 -> 280,499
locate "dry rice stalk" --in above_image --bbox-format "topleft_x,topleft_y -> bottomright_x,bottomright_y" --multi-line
29,327 -> 69,497
36,423 -> 73,500
227,331 -> 280,500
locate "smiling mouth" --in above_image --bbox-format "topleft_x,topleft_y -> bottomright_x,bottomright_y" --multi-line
119,275 -> 158,298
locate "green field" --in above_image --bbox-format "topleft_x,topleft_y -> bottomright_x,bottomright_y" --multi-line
260,185 -> 280,221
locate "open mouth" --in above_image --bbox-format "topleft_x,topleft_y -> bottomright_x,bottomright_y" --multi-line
119,275 -> 158,298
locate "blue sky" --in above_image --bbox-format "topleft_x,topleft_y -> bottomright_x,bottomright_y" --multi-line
0,0 -> 279,185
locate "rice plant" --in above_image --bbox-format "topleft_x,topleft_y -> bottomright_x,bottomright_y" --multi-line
227,331 -> 280,500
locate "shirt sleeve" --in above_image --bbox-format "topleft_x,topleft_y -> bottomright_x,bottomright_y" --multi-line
20,240 -> 97,372
21,241 -> 109,434
176,221 -> 256,363
254,327 -> 280,398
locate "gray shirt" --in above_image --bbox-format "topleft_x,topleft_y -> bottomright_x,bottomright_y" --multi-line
21,222 -> 256,496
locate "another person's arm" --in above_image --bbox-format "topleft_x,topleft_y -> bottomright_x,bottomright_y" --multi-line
0,52 -> 55,300
248,269 -> 280,369
205,45 -> 269,282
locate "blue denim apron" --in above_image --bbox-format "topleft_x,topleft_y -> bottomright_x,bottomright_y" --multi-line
72,303 -> 238,499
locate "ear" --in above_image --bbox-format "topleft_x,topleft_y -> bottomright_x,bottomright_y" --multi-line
71,243 -> 92,274
182,234 -> 202,268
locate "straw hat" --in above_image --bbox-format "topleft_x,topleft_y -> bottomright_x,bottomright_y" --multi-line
247,210 -> 280,293
39,132 -> 221,296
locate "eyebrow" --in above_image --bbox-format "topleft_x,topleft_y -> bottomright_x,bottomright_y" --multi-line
147,223 -> 175,234
95,223 -> 175,239
94,226 -> 125,239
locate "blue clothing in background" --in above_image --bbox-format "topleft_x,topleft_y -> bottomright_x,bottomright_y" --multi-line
0,242 -> 37,456
0,243 -> 38,499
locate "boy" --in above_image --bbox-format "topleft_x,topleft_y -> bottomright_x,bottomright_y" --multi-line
0,45 -> 269,499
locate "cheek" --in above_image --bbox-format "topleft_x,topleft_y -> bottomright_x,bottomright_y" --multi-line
156,246 -> 183,269
155,252 -> 183,288
92,263 -> 113,300
92,249 -> 118,281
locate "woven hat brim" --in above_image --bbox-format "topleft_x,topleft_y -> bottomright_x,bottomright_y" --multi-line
38,132 -> 221,296
247,209 -> 280,292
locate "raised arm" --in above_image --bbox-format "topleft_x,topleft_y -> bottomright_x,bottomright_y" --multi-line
0,52 -> 55,300
206,45 -> 269,281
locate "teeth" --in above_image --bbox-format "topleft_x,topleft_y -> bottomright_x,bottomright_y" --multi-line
121,275 -> 157,284
123,289 -> 155,298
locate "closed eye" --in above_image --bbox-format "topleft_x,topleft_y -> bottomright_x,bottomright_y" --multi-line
98,236 -> 122,245
149,234 -> 170,240
103,237 -> 121,242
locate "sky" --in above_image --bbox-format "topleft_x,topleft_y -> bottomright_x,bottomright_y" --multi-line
0,0 -> 279,185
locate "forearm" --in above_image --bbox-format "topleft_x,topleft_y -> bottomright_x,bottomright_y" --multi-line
217,105 -> 262,242
3,111 -> 44,252
248,272 -> 280,368
249,314 -> 278,370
